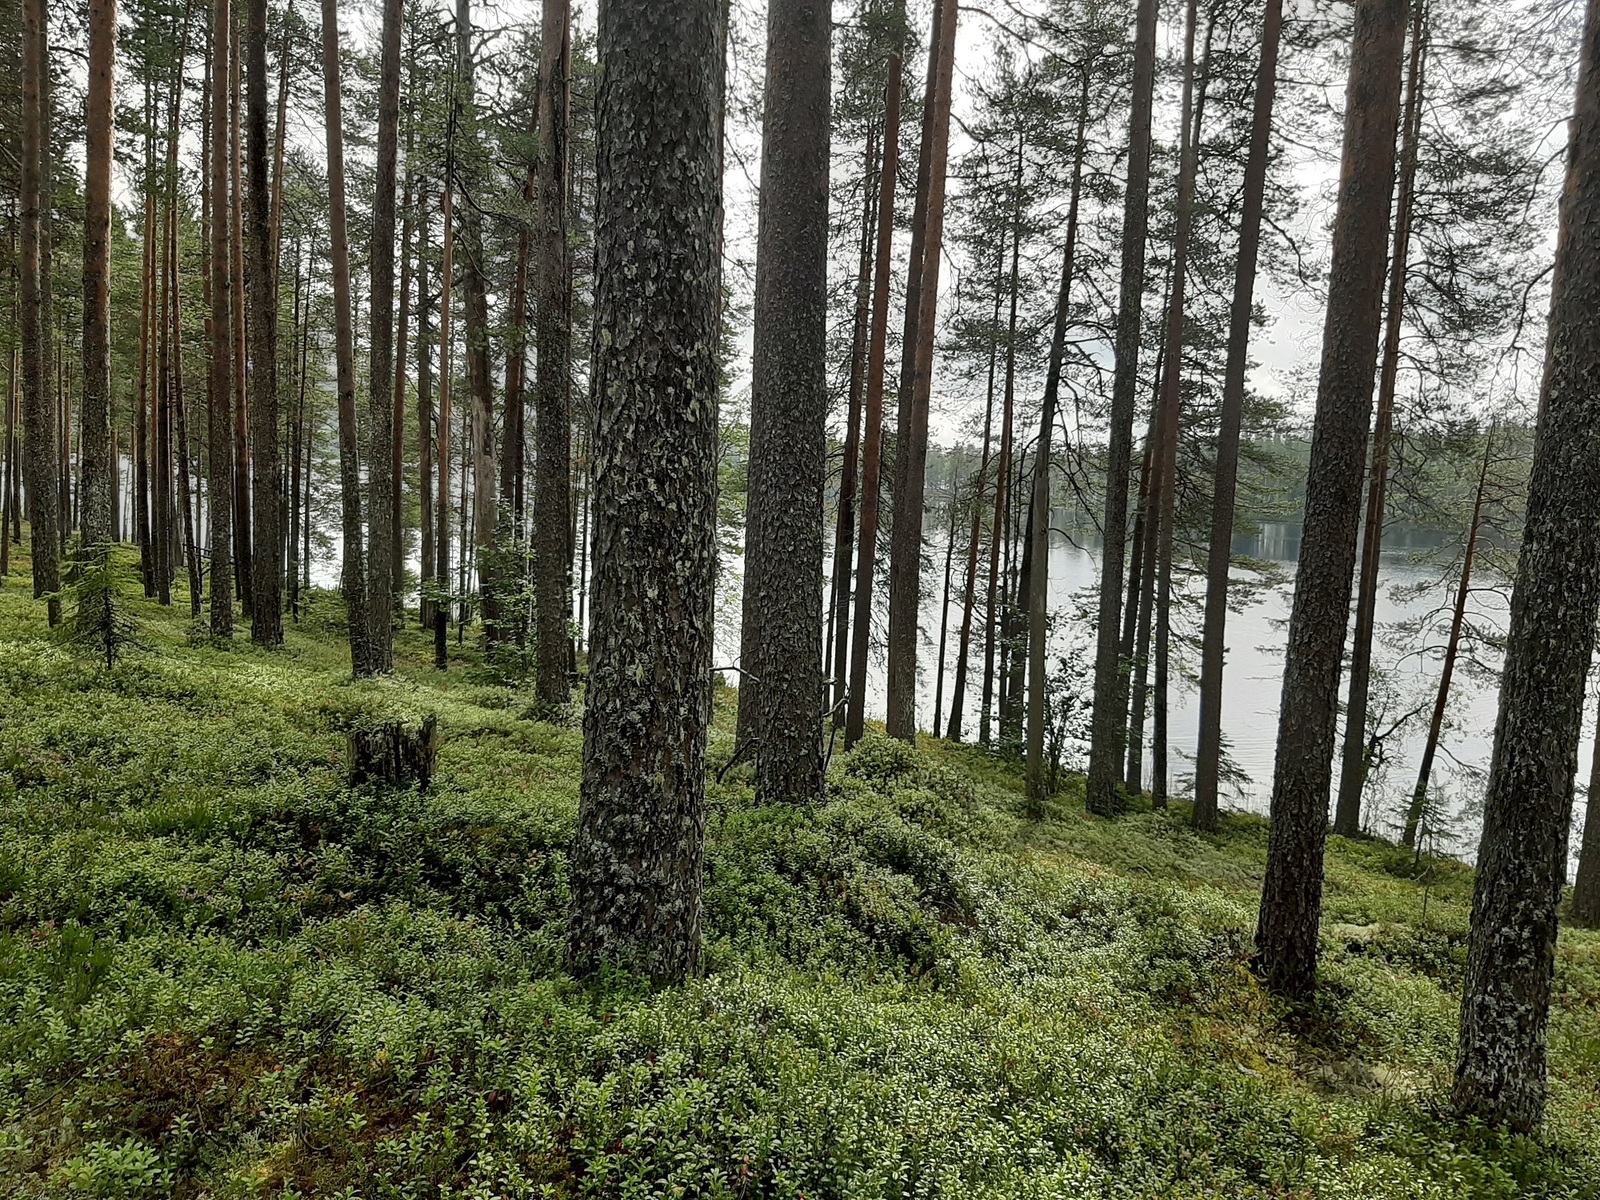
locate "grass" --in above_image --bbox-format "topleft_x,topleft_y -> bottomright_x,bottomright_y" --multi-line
0,545 -> 1597,1198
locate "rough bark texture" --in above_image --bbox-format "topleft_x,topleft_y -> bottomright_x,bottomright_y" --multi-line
80,0 -> 116,553
843,0 -> 904,748
435,184 -> 454,671
736,0 -> 830,803
20,0 -> 59,623
229,35 -> 252,617
884,0 -> 957,742
1451,0 -> 1600,1131
533,0 -> 574,707
1084,0 -> 1158,815
246,0 -> 283,645
320,0 -> 372,676
1335,5 -> 1425,837
364,0 -> 402,669
1194,0 -> 1282,830
456,0 -> 499,646
567,0 -> 723,983
207,0 -> 235,637
1256,0 -> 1406,998
349,716 -> 439,790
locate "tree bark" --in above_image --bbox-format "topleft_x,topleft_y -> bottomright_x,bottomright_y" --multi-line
738,0 -> 830,801
1452,0 -> 1600,1129
1334,6 -> 1426,836
567,0 -> 724,982
207,0 -> 235,637
1256,0 -> 1407,998
230,25 -> 253,617
247,0 -> 284,645
1194,0 -> 1284,830
365,0 -> 403,669
1084,0 -> 1159,815
435,183 -> 454,669
932,486 -> 958,735
320,0 -> 372,676
80,0 -> 116,552
534,0 -> 575,706
844,0 -> 905,747
884,0 -> 958,742
1151,0 -> 1208,809
828,124 -> 879,726
135,89 -> 156,596
417,200 -> 436,630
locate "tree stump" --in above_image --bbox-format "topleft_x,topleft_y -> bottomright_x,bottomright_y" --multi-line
348,715 -> 439,789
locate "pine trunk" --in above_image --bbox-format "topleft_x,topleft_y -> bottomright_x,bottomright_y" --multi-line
207,0 -> 235,637
247,0 -> 283,645
884,0 -> 958,742
738,0 -> 830,801
533,0 -> 575,706
80,0 -> 116,552
230,29 -> 253,617
567,0 -> 724,981
320,0 -> 372,676
1256,0 -> 1407,997
1084,0 -> 1159,816
1194,0 -> 1283,830
843,0 -> 905,747
435,183 -> 454,670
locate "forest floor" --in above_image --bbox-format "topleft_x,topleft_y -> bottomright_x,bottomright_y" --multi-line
1,548 -> 1598,1199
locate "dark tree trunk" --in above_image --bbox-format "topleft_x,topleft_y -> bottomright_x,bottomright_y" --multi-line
3,347 -> 17,579
1452,0 -> 1600,1130
364,0 -> 402,669
567,0 -> 724,983
932,487 -> 958,735
844,0 -> 905,748
19,0 -> 58,622
1194,0 -> 1283,831
534,0 -> 575,706
435,183 -> 454,670
247,0 -> 284,645
170,215 -> 202,617
230,31 -> 253,618
136,122 -> 156,596
1025,64 -> 1090,815
1335,6 -> 1426,837
287,243 -> 304,619
978,279 -> 1014,750
393,166 -> 414,609
885,0 -> 958,742
1256,0 -> 1407,998
320,0 -> 372,676
417,202 -> 436,629
1151,0 -> 1208,809
207,0 -> 235,637
80,0 -> 116,552
1084,0 -> 1158,815
828,124 -> 878,726
737,0 -> 830,801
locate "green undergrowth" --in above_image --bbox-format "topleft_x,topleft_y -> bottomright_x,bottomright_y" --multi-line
0,552 -> 1597,1198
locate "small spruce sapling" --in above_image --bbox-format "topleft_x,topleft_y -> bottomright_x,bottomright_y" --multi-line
62,546 -> 147,669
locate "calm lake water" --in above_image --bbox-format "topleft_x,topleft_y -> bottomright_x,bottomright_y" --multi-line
732,519 -> 1586,879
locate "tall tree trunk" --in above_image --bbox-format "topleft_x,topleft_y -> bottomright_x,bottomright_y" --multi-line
1084,0 -> 1159,815
79,0 -> 116,552
20,0 -> 59,622
534,0 -> 575,706
136,89 -> 156,595
247,0 -> 284,645
737,0 -> 831,801
268,0 -> 292,266
394,166 -> 414,608
844,0 -> 905,747
287,241 -> 304,619
1257,0 -> 1407,998
568,0 -> 724,982
1025,62 -> 1090,815
3,345 -> 17,578
932,485 -> 958,735
230,25 -> 253,617
1334,6 -> 1427,836
435,182 -> 454,670
884,0 -> 958,742
1453,0 -> 1600,1129
1127,400 -> 1162,791
173,280 -> 203,617
207,0 -> 235,637
455,0 -> 499,646
1403,430 -> 1491,847
418,199 -> 436,630
320,0 -> 372,676
1194,0 -> 1284,830
365,0 -> 402,669
978,280 -> 1015,750
1151,0 -> 1209,809
829,123 -> 879,726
